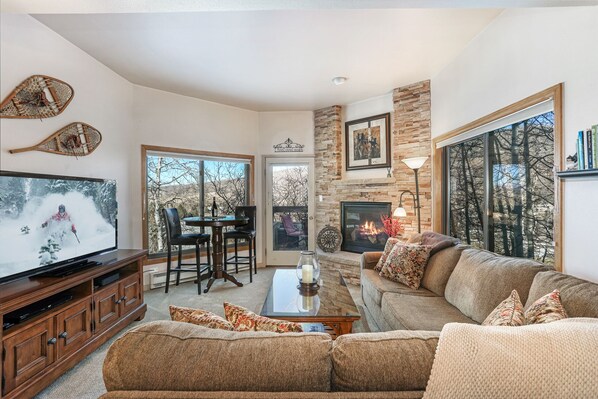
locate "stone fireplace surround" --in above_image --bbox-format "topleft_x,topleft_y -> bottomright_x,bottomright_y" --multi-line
313,80 -> 432,285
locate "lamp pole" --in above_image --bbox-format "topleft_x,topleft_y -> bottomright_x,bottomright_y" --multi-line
413,167 -> 421,233
401,156 -> 427,234
397,190 -> 421,233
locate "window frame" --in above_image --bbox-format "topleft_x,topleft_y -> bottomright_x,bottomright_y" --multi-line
431,84 -> 563,271
141,144 -> 255,263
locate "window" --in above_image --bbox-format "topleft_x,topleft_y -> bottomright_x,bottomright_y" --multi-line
142,146 -> 253,257
433,85 -> 562,268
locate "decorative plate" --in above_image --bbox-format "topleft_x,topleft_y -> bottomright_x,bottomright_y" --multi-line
317,225 -> 342,253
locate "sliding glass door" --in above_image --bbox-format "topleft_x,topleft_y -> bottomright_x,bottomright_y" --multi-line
446,111 -> 555,264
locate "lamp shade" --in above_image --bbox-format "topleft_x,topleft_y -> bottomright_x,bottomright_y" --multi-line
402,156 -> 428,170
393,207 -> 407,217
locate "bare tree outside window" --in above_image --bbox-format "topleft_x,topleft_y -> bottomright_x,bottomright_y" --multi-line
146,155 -> 249,256
448,111 -> 555,265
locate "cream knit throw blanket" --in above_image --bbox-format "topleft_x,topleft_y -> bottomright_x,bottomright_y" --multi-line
424,318 -> 598,399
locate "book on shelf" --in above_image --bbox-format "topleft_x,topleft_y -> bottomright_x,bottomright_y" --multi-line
587,128 -> 594,169
578,130 -> 585,170
593,125 -> 598,168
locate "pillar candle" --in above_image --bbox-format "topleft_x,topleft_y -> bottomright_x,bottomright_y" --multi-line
302,264 -> 313,284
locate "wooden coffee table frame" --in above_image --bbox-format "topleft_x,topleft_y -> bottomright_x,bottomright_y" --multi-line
261,270 -> 360,338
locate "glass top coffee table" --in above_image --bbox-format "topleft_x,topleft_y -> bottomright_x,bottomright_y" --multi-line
260,268 -> 361,337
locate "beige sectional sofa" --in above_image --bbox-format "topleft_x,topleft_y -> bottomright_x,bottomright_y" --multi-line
101,242 -> 598,398
361,243 -> 598,331
101,318 -> 598,398
102,321 -> 440,398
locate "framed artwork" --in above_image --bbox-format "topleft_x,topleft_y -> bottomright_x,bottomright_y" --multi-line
345,113 -> 391,171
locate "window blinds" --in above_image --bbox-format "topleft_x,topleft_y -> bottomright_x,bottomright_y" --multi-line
147,150 -> 251,164
435,99 -> 553,149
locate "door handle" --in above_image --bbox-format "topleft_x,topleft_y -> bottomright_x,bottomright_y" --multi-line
47,337 -> 57,345
59,331 -> 68,339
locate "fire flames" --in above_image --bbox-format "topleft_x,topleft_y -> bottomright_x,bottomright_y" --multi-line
360,221 -> 383,236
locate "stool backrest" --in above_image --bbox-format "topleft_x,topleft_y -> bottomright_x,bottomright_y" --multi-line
162,208 -> 182,242
235,206 -> 256,232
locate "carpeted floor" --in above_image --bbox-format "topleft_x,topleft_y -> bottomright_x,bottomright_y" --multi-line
35,267 -> 376,399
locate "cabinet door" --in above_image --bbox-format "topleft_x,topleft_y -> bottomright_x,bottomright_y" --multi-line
93,284 -> 120,334
120,274 -> 141,316
55,299 -> 92,359
2,318 -> 55,394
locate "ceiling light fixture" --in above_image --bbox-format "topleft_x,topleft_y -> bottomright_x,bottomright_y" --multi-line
332,76 -> 348,85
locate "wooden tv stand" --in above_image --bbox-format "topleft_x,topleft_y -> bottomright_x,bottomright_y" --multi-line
0,249 -> 147,399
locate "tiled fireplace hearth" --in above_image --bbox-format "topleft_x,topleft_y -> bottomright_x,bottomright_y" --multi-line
341,201 -> 391,253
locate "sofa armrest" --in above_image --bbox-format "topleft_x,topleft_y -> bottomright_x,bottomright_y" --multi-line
361,251 -> 382,271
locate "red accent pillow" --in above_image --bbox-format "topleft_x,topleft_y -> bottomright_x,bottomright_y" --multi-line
374,237 -> 401,272
224,302 -> 303,333
169,305 -> 234,330
379,243 -> 432,289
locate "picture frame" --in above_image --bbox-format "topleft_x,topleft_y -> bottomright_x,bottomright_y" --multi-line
345,113 -> 391,171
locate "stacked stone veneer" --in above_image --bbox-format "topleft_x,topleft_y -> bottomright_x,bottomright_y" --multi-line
314,81 -> 432,282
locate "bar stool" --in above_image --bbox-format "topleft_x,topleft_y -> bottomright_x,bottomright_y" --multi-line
162,208 -> 211,294
223,206 -> 257,283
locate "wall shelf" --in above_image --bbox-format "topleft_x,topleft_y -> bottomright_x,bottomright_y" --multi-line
556,169 -> 598,179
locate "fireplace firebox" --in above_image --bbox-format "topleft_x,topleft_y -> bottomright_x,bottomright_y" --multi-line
340,201 -> 392,253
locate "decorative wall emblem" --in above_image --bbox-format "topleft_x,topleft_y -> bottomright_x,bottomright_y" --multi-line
273,138 -> 304,153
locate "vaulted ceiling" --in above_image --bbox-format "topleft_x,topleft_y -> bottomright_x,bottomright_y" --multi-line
4,0 -> 595,111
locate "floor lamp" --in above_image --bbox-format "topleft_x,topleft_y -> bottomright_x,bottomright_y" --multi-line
393,156 -> 428,233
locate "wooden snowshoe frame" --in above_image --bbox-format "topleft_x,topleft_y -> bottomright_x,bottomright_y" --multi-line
9,122 -> 102,157
1,75 -> 74,119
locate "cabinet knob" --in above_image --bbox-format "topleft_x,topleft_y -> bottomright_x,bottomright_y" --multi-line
59,331 -> 68,339
48,337 -> 57,345
115,298 -> 122,304
121,296 -> 127,302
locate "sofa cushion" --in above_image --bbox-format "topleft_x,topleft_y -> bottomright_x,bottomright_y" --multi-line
423,319 -> 598,399
169,305 -> 234,330
420,245 -> 466,297
381,293 -> 476,331
525,271 -> 598,318
444,248 -> 551,324
482,290 -> 525,327
224,302 -> 303,333
362,269 -> 436,307
380,244 -> 432,289
103,321 -> 332,393
331,330 -> 439,392
524,289 -> 568,324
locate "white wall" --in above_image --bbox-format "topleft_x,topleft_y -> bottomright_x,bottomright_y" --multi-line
131,85 -> 261,261
0,14 -> 135,247
431,7 -> 598,282
342,93 -> 393,180
258,112 -> 314,155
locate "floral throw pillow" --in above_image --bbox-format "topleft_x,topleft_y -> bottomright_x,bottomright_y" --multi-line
223,302 -> 303,333
524,289 -> 568,325
169,305 -> 234,331
374,237 -> 401,272
482,290 -> 526,326
379,244 -> 432,289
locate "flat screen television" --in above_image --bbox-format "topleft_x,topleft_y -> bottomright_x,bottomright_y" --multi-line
0,171 -> 117,283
